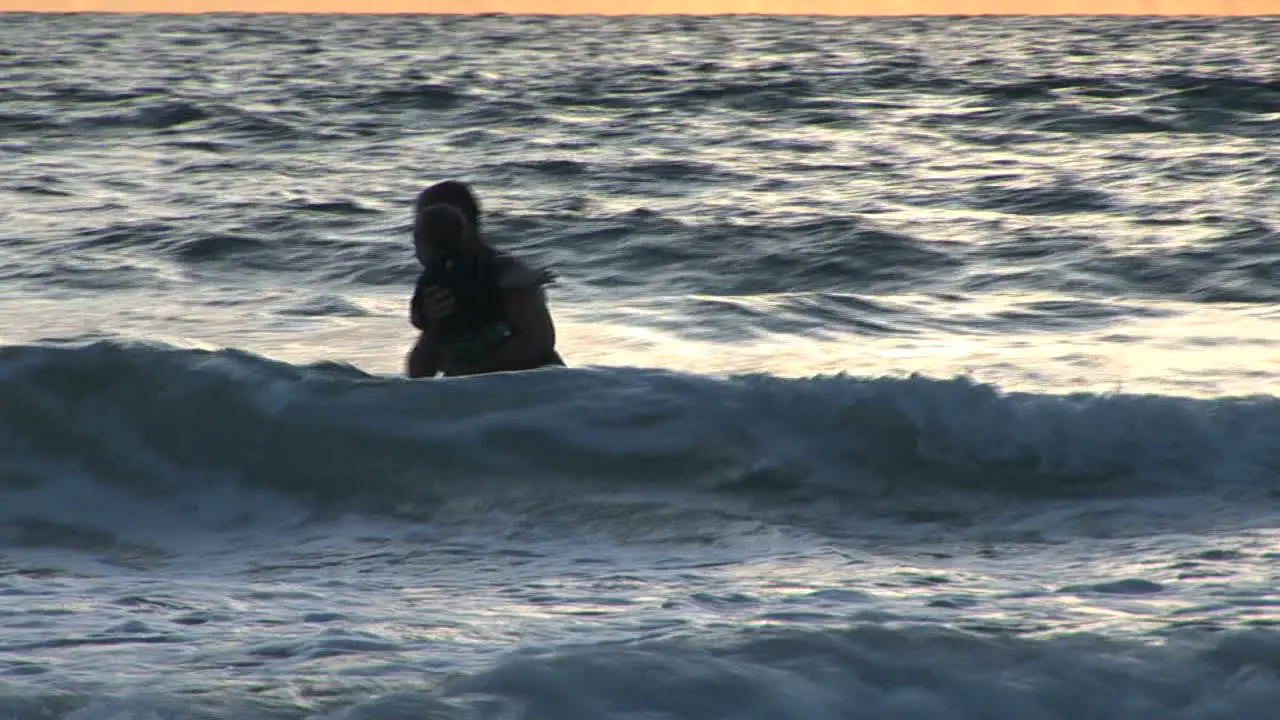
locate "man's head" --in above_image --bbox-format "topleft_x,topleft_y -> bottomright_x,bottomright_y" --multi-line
416,180 -> 480,229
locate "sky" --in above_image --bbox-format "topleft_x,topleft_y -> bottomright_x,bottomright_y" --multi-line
4,0 -> 1277,13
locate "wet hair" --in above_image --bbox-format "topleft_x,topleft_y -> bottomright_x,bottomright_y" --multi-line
414,202 -> 470,255
415,180 -> 480,229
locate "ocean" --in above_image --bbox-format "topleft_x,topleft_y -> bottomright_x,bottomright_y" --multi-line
2,11 -> 1279,719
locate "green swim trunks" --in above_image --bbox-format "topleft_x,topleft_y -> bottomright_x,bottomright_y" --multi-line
443,323 -> 514,366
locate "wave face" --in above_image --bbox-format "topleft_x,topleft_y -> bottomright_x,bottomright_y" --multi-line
3,341 -> 1277,528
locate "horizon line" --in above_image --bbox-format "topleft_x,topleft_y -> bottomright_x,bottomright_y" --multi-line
6,0 -> 1278,16
7,11 -> 1279,15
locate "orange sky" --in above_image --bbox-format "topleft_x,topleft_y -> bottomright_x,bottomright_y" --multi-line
5,0 -> 1278,13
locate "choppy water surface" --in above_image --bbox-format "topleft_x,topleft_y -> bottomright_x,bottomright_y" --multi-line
1,13 -> 1279,720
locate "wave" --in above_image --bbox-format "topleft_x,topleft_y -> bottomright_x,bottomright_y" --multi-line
2,342 -> 1277,519
5,624 -> 1279,720
418,625 -> 1280,720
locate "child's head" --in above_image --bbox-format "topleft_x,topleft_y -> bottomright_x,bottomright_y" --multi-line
413,202 -> 471,265
416,180 -> 480,229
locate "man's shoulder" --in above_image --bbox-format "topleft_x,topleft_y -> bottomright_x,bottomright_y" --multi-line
492,253 -> 554,290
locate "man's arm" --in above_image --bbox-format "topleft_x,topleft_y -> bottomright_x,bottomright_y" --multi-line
460,287 -> 556,374
405,328 -> 441,378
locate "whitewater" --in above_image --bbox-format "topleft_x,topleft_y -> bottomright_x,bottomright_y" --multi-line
2,12 -> 1280,720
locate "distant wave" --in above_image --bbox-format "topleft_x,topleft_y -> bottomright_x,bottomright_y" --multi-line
3,14 -> 1277,310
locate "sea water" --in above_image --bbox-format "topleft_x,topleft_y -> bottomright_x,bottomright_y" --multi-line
2,13 -> 1279,719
